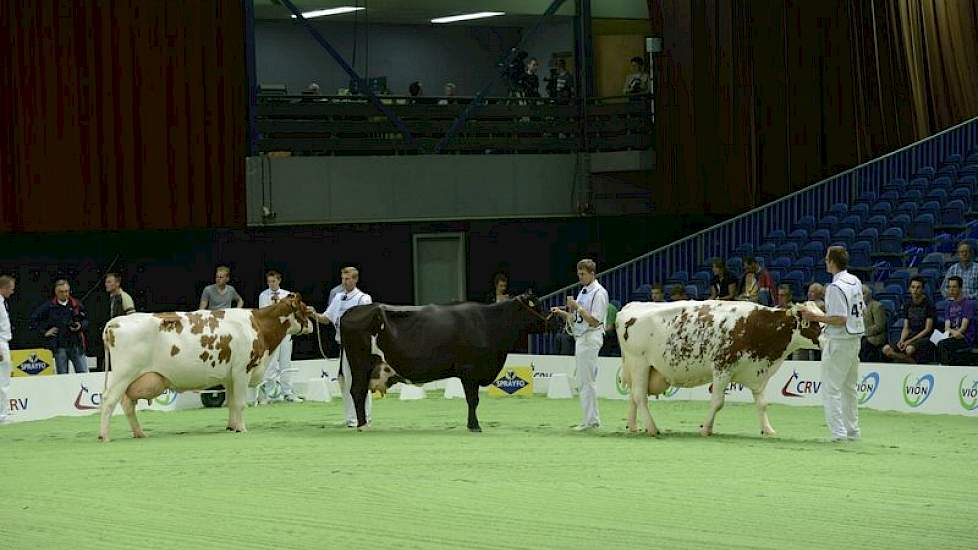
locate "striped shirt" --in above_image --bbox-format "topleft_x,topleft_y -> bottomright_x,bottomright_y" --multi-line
942,261 -> 978,300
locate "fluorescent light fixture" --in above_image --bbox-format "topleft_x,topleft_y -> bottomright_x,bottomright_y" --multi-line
291,7 -> 365,19
431,11 -> 505,24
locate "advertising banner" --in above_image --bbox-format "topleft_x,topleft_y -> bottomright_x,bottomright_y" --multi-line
9,348 -> 56,377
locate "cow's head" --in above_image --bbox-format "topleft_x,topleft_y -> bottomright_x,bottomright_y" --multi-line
788,301 -> 823,349
368,354 -> 405,396
513,292 -> 555,332
283,293 -> 314,336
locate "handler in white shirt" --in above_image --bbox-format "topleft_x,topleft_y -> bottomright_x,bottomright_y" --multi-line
551,259 -> 608,431
803,246 -> 865,442
310,267 -> 373,427
0,275 -> 16,424
258,270 -> 301,402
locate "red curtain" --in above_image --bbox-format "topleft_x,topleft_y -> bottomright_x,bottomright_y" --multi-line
0,0 -> 247,232
647,0 -> 978,215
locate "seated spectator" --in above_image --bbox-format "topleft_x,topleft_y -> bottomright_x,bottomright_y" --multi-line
937,276 -> 975,365
736,257 -> 774,303
883,276 -> 936,363
775,284 -> 794,308
409,81 -> 423,97
650,283 -> 665,302
709,259 -> 737,300
622,56 -> 650,95
941,241 -> 978,299
670,284 -> 688,301
303,82 -> 321,95
860,284 -> 887,362
438,82 -> 457,105
807,282 -> 826,311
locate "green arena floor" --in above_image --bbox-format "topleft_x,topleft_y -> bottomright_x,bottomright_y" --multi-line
1,396 -> 975,549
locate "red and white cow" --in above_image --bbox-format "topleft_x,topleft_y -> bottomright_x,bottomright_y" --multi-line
98,294 -> 313,442
616,300 -> 822,437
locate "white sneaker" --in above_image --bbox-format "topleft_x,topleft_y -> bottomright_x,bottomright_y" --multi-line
572,423 -> 599,432
283,394 -> 303,403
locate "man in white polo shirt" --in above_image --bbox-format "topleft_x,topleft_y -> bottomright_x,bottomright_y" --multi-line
803,246 -> 865,442
258,270 -> 301,402
551,258 -> 608,431
0,275 -> 16,425
310,267 -> 372,427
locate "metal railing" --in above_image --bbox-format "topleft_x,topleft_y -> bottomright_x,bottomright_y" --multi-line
255,94 -> 652,155
530,116 -> 978,354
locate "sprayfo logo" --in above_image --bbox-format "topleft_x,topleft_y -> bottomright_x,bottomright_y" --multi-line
958,376 -> 978,411
494,370 -> 529,395
154,389 -> 177,406
857,372 -> 880,405
902,373 -> 935,408
781,370 -> 821,397
74,384 -> 102,410
16,353 -> 50,376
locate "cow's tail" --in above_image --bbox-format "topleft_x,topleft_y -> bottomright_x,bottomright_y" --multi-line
102,344 -> 111,394
619,360 -> 632,389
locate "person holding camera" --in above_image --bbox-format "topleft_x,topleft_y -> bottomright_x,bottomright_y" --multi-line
29,279 -> 90,374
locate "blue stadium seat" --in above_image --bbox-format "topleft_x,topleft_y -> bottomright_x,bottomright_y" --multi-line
937,165 -> 958,178
630,284 -> 652,303
793,257 -> 815,279
908,213 -> 936,240
905,189 -> 924,201
935,233 -> 956,253
691,271 -> 712,295
780,270 -> 806,301
684,284 -> 699,300
888,318 -> 904,344
966,152 -> 978,163
879,190 -> 901,202
828,202 -> 848,218
794,215 -> 816,234
926,188 -> 949,203
757,242 -> 777,258
857,228 -> 879,247
886,270 -> 911,289
832,228 -> 856,248
919,268 -> 941,291
813,270 -> 832,285
914,167 -> 936,179
890,214 -> 912,234
919,201 -> 941,222
837,214 -> 862,233
726,257 -> 743,277
940,199 -> 967,227
934,299 -> 947,325
878,298 -> 896,319
765,229 -> 787,246
817,215 -> 839,233
854,191 -> 877,208
809,228 -> 831,247
787,229 -> 809,247
870,201 -> 893,217
932,175 -> 954,190
895,201 -> 918,218
960,174 -> 978,189
800,241 -> 825,261
919,251 -> 945,273
850,203 -> 870,219
732,243 -> 753,258
768,256 -> 793,278
849,241 -> 872,269
864,215 -> 888,234
945,153 -> 963,164
950,187 -> 972,208
880,180 -> 906,194
877,227 -> 905,255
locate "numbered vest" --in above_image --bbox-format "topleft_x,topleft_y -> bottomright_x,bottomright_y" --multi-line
830,272 -> 866,335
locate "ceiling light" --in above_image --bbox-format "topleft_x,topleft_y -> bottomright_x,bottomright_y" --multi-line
291,7 -> 365,19
431,12 -> 505,24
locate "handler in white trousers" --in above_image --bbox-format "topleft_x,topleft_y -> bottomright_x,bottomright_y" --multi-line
803,246 -> 865,442
258,270 -> 300,402
310,267 -> 372,427
552,259 -> 608,431
0,276 -> 16,425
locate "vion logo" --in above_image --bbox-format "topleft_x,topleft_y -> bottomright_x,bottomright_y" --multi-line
857,372 -> 880,405
74,384 -> 102,410
155,389 -> 177,406
16,353 -> 49,376
958,376 -> 978,411
781,370 -> 821,397
902,373 -> 935,408
494,370 -> 528,395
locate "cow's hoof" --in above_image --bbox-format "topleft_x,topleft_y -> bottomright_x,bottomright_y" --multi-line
761,430 -> 777,437
133,431 -> 147,439
647,429 -> 659,437
226,426 -> 234,432
468,426 -> 482,433
98,435 -> 109,443
699,426 -> 713,437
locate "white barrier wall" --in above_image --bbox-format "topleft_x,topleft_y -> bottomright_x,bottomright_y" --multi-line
5,357 -> 977,423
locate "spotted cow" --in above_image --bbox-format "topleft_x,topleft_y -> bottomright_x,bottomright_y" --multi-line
616,300 -> 822,437
98,294 -> 313,441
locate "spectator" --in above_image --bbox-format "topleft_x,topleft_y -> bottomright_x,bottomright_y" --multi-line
105,273 -> 135,319
303,82 -> 321,95
859,284 -> 887,362
438,82 -> 457,105
199,266 -> 244,310
486,273 -> 511,304
883,276 -> 936,364
650,283 -> 665,302
409,81 -> 423,98
622,56 -> 649,95
599,301 -> 620,357
941,241 -> 978,299
709,259 -> 737,300
937,276 -> 975,365
0,275 -> 15,424
736,257 -> 772,302
523,57 -> 541,97
29,279 -> 89,374
807,283 -> 826,311
670,284 -> 688,301
775,284 -> 793,308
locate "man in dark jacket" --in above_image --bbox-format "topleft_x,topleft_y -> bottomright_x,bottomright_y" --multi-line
29,279 -> 89,374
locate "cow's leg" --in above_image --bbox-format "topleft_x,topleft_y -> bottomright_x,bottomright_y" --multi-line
224,382 -> 237,431
120,395 -> 146,438
701,371 -> 732,436
99,374 -> 138,442
121,372 -> 168,438
462,378 -> 482,432
348,356 -> 372,430
750,383 -> 776,436
625,360 -> 657,436
226,369 -> 250,433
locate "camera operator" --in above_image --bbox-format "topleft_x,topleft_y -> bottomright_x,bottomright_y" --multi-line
506,49 -> 529,97
29,279 -> 90,374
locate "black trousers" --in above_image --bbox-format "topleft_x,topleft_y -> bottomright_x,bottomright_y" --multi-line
938,337 -> 972,365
